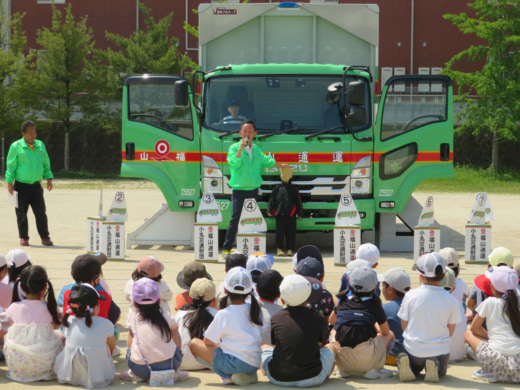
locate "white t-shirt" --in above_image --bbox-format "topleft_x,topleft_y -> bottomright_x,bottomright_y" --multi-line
476,296 -> 520,356
175,307 -> 218,370
204,303 -> 262,367
451,277 -> 469,305
449,301 -> 467,361
127,312 -> 179,365
398,284 -> 461,357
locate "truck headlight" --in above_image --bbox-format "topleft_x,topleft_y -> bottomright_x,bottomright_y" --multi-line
203,155 -> 223,193
350,156 -> 371,195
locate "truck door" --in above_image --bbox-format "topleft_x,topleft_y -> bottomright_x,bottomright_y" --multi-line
121,75 -> 201,211
373,75 -> 454,214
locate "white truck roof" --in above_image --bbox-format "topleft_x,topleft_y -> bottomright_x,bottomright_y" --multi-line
199,2 -> 379,72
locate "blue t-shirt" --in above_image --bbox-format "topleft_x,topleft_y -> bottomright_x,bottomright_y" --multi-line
382,298 -> 404,357
57,282 -> 106,306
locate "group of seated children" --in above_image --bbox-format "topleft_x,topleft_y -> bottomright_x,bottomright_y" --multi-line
1,243 -> 519,387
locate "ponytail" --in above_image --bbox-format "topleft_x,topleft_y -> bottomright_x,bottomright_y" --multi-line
11,278 -> 23,302
63,303 -> 95,328
184,299 -> 215,340
46,280 -> 60,325
503,289 -> 520,337
249,293 -> 263,326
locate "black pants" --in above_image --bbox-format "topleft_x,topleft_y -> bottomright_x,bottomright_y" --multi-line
223,189 -> 258,250
14,181 -> 50,240
275,216 -> 296,251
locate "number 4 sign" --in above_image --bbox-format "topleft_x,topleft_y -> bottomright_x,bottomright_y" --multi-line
238,198 -> 267,233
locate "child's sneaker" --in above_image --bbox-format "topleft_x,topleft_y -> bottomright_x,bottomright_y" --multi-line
334,370 -> 350,378
112,345 -> 121,357
363,368 -> 393,379
424,357 -> 439,383
465,343 -> 478,360
120,369 -> 145,382
221,376 -> 233,385
396,353 -> 415,382
473,369 -> 497,383
231,372 -> 258,385
174,370 -> 190,381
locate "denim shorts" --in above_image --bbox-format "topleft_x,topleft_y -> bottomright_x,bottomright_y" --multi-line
127,347 -> 183,380
261,347 -> 335,387
212,347 -> 258,379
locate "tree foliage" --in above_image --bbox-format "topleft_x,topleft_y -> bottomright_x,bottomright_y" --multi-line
19,4 -> 105,171
0,8 -> 28,135
443,0 -> 520,171
100,1 -> 196,96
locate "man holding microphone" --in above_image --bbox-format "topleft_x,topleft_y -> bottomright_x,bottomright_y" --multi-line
222,120 -> 289,255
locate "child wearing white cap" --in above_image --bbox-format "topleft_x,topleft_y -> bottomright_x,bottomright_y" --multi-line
0,254 -> 13,309
397,252 -> 461,383
261,274 -> 335,387
190,267 -> 263,385
465,266 -> 520,383
381,268 -> 411,365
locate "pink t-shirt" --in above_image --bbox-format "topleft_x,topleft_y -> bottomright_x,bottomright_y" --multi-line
5,300 -> 53,325
127,312 -> 178,365
0,283 -> 13,309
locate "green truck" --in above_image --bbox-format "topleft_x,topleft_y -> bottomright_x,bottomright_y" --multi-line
121,2 -> 453,251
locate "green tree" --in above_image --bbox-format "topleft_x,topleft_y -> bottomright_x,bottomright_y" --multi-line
0,8 -> 28,137
99,1 -> 196,97
20,4 -> 104,171
443,0 -> 520,171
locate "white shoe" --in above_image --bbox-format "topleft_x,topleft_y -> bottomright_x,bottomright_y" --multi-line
473,369 -> 497,383
112,346 -> 121,357
174,370 -> 189,381
424,358 -> 439,383
334,370 -> 350,378
363,368 -> 393,379
120,369 -> 144,382
396,353 -> 415,382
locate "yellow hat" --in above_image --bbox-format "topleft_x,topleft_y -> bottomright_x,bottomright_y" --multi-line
280,166 -> 293,183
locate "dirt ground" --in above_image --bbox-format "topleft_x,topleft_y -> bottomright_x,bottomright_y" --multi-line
0,179 -> 519,389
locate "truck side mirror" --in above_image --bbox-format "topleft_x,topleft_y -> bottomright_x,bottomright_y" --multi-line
174,80 -> 189,106
349,106 -> 367,126
347,80 -> 365,106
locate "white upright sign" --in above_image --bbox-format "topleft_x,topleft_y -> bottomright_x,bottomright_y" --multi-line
465,225 -> 491,263
197,193 -> 222,223
237,233 -> 266,257
414,226 -> 440,260
469,192 -> 493,224
334,226 -> 360,266
107,191 -> 128,222
194,223 -> 219,262
238,198 -> 267,233
87,216 -> 106,253
418,196 -> 435,226
335,193 -> 361,226
101,221 -> 125,260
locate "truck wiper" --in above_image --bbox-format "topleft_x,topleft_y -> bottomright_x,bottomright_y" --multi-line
305,125 -> 344,140
218,129 -> 241,139
257,127 -> 316,140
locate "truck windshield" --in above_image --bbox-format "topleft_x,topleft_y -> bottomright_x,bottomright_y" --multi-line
203,75 -> 370,134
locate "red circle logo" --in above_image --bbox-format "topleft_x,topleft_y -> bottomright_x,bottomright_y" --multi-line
155,140 -> 170,157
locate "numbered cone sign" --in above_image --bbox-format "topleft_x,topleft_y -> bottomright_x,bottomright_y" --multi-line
197,193 -> 222,223
238,198 -> 267,233
107,191 -> 128,222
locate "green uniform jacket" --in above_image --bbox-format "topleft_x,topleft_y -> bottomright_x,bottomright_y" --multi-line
227,142 -> 276,190
6,138 -> 53,184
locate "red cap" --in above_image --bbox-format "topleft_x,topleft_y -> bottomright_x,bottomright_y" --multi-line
474,274 -> 493,297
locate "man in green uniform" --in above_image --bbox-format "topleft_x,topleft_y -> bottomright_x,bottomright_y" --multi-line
222,120 -> 289,254
6,121 -> 54,246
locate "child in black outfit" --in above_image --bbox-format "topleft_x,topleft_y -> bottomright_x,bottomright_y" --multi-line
268,167 -> 303,257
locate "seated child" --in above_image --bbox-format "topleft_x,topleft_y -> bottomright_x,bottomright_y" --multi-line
190,267 -> 263,385
262,274 -> 335,387
338,243 -> 380,294
256,270 -> 283,345
0,254 -> 13,309
2,265 -> 62,382
122,278 -> 188,382
175,278 -> 218,370
5,249 -> 31,301
465,266 -> 520,383
124,255 -> 172,317
54,284 -> 116,388
215,252 -> 248,308
332,265 -> 394,379
381,267 -> 411,365
397,252 -> 461,383
175,261 -> 213,311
